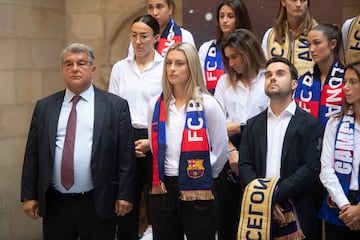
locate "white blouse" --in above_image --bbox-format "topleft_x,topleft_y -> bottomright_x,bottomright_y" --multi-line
108,50 -> 163,129
214,70 -> 269,125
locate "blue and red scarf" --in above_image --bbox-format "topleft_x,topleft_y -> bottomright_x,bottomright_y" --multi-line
319,109 -> 360,226
150,93 -> 214,200
294,60 -> 344,126
204,40 -> 224,95
156,19 -> 182,57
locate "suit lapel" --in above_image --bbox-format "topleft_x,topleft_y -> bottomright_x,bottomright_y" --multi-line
255,110 -> 268,176
281,107 -> 303,163
49,91 -> 65,160
92,87 -> 105,160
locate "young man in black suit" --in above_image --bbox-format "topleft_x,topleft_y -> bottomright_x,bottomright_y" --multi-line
21,43 -> 136,240
239,57 -> 324,239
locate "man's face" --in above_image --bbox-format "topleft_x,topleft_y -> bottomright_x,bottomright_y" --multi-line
62,52 -> 95,94
265,61 -> 297,99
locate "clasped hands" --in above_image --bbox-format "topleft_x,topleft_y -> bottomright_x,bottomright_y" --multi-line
339,204 -> 360,231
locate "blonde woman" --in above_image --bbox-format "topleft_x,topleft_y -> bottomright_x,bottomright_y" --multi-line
148,43 -> 228,240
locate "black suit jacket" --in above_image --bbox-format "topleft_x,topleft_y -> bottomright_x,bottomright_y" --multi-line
239,105 -> 324,234
21,86 -> 136,220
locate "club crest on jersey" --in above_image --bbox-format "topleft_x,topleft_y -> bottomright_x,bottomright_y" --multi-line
186,159 -> 205,179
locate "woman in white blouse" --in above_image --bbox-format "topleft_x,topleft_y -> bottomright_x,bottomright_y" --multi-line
319,61 -> 360,239
108,14 -> 163,240
214,28 -> 269,239
198,0 -> 252,95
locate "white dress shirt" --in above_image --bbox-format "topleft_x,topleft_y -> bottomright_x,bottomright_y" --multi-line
109,50 -> 163,129
214,70 -> 269,125
53,86 -> 94,193
320,116 -> 360,209
266,101 -> 296,178
148,93 -> 228,178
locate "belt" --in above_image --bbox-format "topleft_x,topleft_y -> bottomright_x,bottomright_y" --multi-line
48,186 -> 93,199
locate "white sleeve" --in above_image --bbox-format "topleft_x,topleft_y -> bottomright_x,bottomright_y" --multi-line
319,117 -> 350,209
214,74 -> 228,112
203,94 -> 228,178
262,28 -> 272,60
342,17 -> 355,49
198,40 -> 213,84
108,62 -> 121,94
198,40 -> 211,70
181,28 -> 196,48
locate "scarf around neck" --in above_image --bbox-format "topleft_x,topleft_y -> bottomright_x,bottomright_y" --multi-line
345,15 -> 360,64
150,92 -> 214,200
294,60 -> 344,126
204,40 -> 224,95
156,19 -> 182,57
319,109 -> 360,226
267,20 -> 317,76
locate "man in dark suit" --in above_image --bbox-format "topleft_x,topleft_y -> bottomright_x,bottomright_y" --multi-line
21,43 -> 136,240
238,57 -> 324,240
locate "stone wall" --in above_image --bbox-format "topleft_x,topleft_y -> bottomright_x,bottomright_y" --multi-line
343,0 -> 360,20
0,1 -> 65,239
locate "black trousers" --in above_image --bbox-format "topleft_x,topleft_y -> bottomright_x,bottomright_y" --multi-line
325,221 -> 360,240
324,190 -> 360,240
44,187 -> 116,240
214,162 -> 243,240
150,176 -> 216,240
116,128 -> 152,240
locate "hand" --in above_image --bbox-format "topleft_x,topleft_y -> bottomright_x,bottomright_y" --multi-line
115,200 -> 133,216
273,202 -> 285,224
339,204 -> 360,230
228,150 -> 239,176
226,122 -> 241,137
135,139 -> 150,158
22,200 -> 39,220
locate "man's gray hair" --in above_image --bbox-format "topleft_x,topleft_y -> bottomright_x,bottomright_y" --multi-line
60,43 -> 95,65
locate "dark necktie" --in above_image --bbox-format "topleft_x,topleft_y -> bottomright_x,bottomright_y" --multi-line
61,95 -> 81,190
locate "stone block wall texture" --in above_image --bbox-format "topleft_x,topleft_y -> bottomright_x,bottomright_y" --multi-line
0,0 -> 357,239
0,1 -> 65,239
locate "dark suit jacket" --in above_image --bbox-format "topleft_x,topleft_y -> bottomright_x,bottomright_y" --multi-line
21,86 -> 136,220
239,105 -> 324,235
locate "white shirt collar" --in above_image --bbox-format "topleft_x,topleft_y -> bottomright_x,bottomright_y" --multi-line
268,100 -> 296,118
64,85 -> 94,103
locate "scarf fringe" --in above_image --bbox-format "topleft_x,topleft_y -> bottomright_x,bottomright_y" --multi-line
180,190 -> 214,201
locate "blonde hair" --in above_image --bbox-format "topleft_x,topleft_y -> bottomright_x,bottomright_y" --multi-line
274,0 -> 313,44
161,42 -> 209,117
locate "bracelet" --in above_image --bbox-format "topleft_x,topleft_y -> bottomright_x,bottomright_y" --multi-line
228,147 -> 237,153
